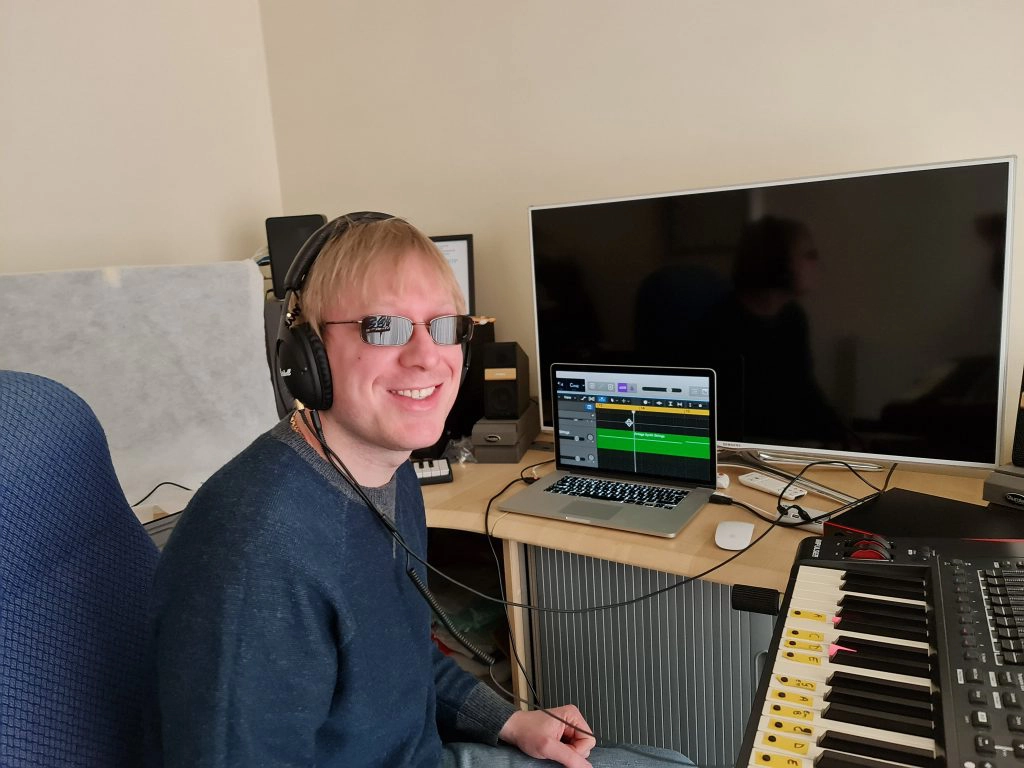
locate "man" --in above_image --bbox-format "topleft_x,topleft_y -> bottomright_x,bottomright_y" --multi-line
147,214 -> 688,768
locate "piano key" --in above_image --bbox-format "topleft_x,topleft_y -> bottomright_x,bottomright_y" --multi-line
838,594 -> 928,619
773,647 -> 932,688
757,710 -> 937,755
792,572 -> 929,608
765,668 -> 936,739
771,655 -> 932,691
771,668 -> 933,701
796,565 -> 926,593
825,670 -> 935,710
841,574 -> 927,601
819,700 -> 934,738
755,715 -> 937,766
812,749 -> 929,768
786,600 -> 929,642
750,745 -> 925,768
780,624 -> 931,653
763,686 -> 933,732
790,585 -> 929,615
828,635 -> 932,676
749,749 -> 814,768
789,586 -> 928,614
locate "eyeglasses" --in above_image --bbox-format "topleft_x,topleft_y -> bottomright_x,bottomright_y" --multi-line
323,314 -> 475,346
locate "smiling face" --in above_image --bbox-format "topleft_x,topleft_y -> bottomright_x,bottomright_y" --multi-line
316,248 -> 464,483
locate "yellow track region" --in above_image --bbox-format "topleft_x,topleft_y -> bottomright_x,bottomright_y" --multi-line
596,403 -> 709,417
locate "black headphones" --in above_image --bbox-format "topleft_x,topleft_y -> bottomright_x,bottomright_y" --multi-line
276,212 -> 395,411
275,211 -> 471,411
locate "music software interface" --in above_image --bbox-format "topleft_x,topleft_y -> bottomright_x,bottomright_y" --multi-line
554,371 -> 713,481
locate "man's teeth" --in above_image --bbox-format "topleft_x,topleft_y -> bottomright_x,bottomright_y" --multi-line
394,386 -> 436,400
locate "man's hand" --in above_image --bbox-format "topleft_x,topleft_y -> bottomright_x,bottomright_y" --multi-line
499,705 -> 597,768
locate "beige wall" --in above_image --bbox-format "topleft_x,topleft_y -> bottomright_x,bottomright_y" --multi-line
5,0 -> 1024,459
0,0 -> 282,272
261,0 -> 1024,461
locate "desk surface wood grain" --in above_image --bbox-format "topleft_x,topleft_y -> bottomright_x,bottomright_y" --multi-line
422,447 -> 987,594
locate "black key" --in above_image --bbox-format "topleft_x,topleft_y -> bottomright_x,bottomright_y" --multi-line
827,670 -> 934,709
842,573 -> 927,601
818,730 -> 934,768
838,595 -> 928,623
833,614 -> 929,643
822,700 -> 935,739
815,749 -> 926,768
830,635 -> 932,677
825,684 -> 935,717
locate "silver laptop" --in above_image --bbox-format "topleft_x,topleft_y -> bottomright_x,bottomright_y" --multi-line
498,363 -> 717,538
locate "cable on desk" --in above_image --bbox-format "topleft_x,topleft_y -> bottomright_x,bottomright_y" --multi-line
717,460 -> 898,530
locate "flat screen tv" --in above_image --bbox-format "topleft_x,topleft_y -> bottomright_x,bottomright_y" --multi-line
529,157 -> 1014,468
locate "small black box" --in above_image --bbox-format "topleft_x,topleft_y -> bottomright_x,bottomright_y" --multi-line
472,400 -> 540,463
483,341 -> 530,419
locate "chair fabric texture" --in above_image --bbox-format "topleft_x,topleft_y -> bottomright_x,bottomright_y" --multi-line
0,370 -> 159,767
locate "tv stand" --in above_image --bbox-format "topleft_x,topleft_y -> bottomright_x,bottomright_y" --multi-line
754,449 -> 885,473
719,448 -> 883,505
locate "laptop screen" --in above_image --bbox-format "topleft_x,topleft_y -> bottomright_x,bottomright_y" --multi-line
551,363 -> 717,487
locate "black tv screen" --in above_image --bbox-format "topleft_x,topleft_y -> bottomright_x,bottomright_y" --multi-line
529,158 -> 1014,467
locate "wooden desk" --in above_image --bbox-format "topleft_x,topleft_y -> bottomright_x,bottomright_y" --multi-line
423,450 -> 987,720
423,449 -> 987,592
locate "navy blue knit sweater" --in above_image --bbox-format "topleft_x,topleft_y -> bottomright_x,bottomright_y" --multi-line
146,419 -> 516,767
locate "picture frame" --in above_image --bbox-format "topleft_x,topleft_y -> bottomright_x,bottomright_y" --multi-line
430,234 -> 475,315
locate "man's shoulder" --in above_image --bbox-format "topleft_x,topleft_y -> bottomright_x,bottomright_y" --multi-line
170,431 -> 329,543
200,429 -> 307,499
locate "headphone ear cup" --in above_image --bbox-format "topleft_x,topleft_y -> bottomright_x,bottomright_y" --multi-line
276,322 -> 334,411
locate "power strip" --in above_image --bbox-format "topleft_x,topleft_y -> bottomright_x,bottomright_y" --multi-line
778,505 -> 825,534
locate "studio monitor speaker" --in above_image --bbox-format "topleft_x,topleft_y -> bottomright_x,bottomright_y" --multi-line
265,214 -> 326,299
1012,367 -> 1024,467
483,342 -> 530,420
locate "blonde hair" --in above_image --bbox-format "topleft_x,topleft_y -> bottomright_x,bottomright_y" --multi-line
297,216 -> 466,336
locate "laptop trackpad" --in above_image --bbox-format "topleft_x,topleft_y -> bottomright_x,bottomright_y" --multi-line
562,501 -> 619,521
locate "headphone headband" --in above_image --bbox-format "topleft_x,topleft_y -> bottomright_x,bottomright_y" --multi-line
282,211 -> 395,295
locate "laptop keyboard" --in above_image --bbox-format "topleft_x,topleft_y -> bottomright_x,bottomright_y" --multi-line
545,475 -> 688,509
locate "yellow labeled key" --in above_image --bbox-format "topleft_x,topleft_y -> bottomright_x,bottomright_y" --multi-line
766,702 -> 815,721
773,675 -> 818,692
751,750 -> 809,768
766,718 -> 815,737
769,689 -> 813,706
760,732 -> 810,756
784,628 -> 824,642
789,608 -> 827,622
782,639 -> 822,652
780,650 -> 822,666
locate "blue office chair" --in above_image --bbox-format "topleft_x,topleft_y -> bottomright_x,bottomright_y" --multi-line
0,370 -> 159,767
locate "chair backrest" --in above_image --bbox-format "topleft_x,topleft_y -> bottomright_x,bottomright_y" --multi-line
0,370 -> 159,767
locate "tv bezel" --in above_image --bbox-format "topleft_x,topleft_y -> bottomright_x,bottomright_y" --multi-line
527,156 -> 1017,470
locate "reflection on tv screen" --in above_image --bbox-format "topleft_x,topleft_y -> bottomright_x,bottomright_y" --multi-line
530,159 -> 1012,466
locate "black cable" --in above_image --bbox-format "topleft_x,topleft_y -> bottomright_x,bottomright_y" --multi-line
299,405 -> 770,756
406,567 -> 495,666
131,481 -> 192,507
299,409 -> 494,666
301,407 -> 759,616
299,407 -> 833,760
773,460 -> 898,525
